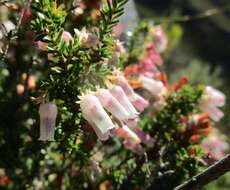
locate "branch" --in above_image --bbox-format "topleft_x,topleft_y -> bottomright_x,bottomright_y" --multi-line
0,0 -> 30,61
174,154 -> 230,190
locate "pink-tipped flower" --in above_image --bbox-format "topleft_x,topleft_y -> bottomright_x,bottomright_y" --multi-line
199,86 -> 226,122
96,89 -> 130,122
116,74 -> 149,112
61,31 -> 73,44
110,86 -> 138,118
116,125 -> 144,155
154,26 -> 168,53
39,103 -> 58,141
80,95 -> 115,141
113,40 -> 126,55
139,75 -> 165,97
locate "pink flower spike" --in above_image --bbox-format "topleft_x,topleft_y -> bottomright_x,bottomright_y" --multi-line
96,89 -> 130,122
61,31 -> 73,44
139,75 -> 165,97
80,95 -> 116,140
110,86 -> 138,118
39,103 -> 58,141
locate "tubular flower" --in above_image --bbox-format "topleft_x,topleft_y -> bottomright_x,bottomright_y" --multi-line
80,94 -> 116,141
110,86 -> 138,118
116,75 -> 149,112
96,89 -> 130,122
199,86 -> 226,122
116,125 -> 143,154
146,44 -> 163,65
39,103 -> 58,141
139,75 -> 165,97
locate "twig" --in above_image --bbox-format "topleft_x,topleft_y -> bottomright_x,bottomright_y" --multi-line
0,0 -> 30,61
174,154 -> 230,190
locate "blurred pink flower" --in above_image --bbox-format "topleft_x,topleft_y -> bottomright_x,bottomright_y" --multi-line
80,94 -> 115,141
61,31 -> 73,44
199,86 -> 226,122
130,126 -> 155,148
16,84 -> 25,95
153,26 -> 168,53
201,131 -> 229,160
39,103 -> 58,141
27,75 -> 36,91
146,44 -> 163,65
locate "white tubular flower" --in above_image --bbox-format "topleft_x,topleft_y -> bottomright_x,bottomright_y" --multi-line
110,86 -> 138,118
116,74 -> 149,112
80,95 -> 115,141
96,89 -> 131,122
139,75 -> 165,97
200,86 -> 226,122
39,103 -> 58,141
74,27 -> 100,48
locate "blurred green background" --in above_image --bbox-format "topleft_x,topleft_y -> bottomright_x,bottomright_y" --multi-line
134,0 -> 230,189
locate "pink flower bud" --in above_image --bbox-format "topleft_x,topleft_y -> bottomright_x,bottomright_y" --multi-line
37,41 -> 48,51
96,89 -> 130,122
39,103 -> 58,141
16,84 -> 25,95
61,31 -> 73,44
80,95 -> 115,141
139,75 -> 165,97
27,75 -> 36,91
110,86 -> 138,118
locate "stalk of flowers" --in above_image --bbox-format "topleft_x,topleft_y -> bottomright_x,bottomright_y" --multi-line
199,86 -> 226,122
